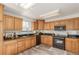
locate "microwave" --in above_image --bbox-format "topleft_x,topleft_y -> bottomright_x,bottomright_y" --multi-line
54,26 -> 66,31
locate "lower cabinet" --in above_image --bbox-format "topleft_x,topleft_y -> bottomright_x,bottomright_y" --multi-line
17,36 -> 36,53
17,39 -> 25,53
0,46 -> 3,55
2,36 -> 36,55
65,38 -> 79,54
41,35 -> 53,46
31,36 -> 36,47
24,38 -> 31,49
24,36 -> 36,50
3,40 -> 17,55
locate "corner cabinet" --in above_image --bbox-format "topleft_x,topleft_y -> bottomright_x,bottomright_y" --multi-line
32,20 -> 45,30
14,17 -> 23,31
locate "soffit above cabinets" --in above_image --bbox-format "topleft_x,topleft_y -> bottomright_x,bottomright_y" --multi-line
3,3 -> 79,21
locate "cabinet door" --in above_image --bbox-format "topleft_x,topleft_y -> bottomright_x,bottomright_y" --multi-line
31,37 -> 36,47
71,39 -> 79,54
15,17 -> 22,31
4,15 -> 14,31
31,21 -> 38,30
41,35 -> 46,44
17,40 -> 25,53
46,36 -> 52,46
65,38 -> 72,52
0,4 -> 4,21
37,20 -> 44,30
74,18 -> 79,30
44,22 -> 50,30
3,41 -> 17,55
24,38 -> 31,49
41,35 -> 52,46
0,46 -> 2,55
66,19 -> 75,30
41,36 -> 44,44
50,22 -> 54,30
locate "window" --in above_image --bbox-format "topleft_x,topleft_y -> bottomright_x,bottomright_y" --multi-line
22,21 -> 31,31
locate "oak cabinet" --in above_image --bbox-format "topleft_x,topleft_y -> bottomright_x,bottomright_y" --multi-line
37,20 -> 44,30
65,38 -> 79,54
24,36 -> 36,50
4,15 -> 15,31
25,38 -> 31,49
0,46 -> 3,55
74,18 -> 79,30
65,38 -> 72,52
17,39 -> 25,53
49,22 -> 54,30
32,21 -> 38,30
41,35 -> 53,46
66,17 -> 79,30
66,19 -> 74,30
44,22 -> 50,30
44,22 -> 54,30
4,15 -> 23,31
3,40 -> 17,55
0,4 -> 4,55
32,20 -> 44,30
31,36 -> 36,47
14,17 -> 23,31
0,4 -> 4,21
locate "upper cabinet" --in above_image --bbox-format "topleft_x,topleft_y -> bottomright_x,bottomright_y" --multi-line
4,15 -> 15,31
66,17 -> 79,30
32,21 -> 38,30
32,17 -> 79,31
3,15 -> 23,31
44,22 -> 50,30
14,17 -> 23,31
0,4 -> 4,21
44,22 -> 54,30
37,20 -> 45,30
32,20 -> 45,30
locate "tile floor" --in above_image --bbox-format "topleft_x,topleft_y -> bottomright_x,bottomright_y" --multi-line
18,44 -> 74,55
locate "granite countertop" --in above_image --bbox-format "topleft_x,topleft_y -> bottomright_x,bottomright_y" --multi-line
4,34 -> 35,42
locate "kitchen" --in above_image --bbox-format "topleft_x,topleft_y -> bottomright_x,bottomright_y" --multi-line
0,3 -> 79,55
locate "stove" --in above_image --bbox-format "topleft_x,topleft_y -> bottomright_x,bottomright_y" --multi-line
53,36 -> 65,50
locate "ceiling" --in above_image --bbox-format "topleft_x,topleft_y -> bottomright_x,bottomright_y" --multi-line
3,3 -> 79,21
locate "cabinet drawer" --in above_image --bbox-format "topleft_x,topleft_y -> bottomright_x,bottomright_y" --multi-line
17,41 -> 24,47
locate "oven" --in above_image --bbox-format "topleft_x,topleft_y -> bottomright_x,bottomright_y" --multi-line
53,36 -> 65,50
